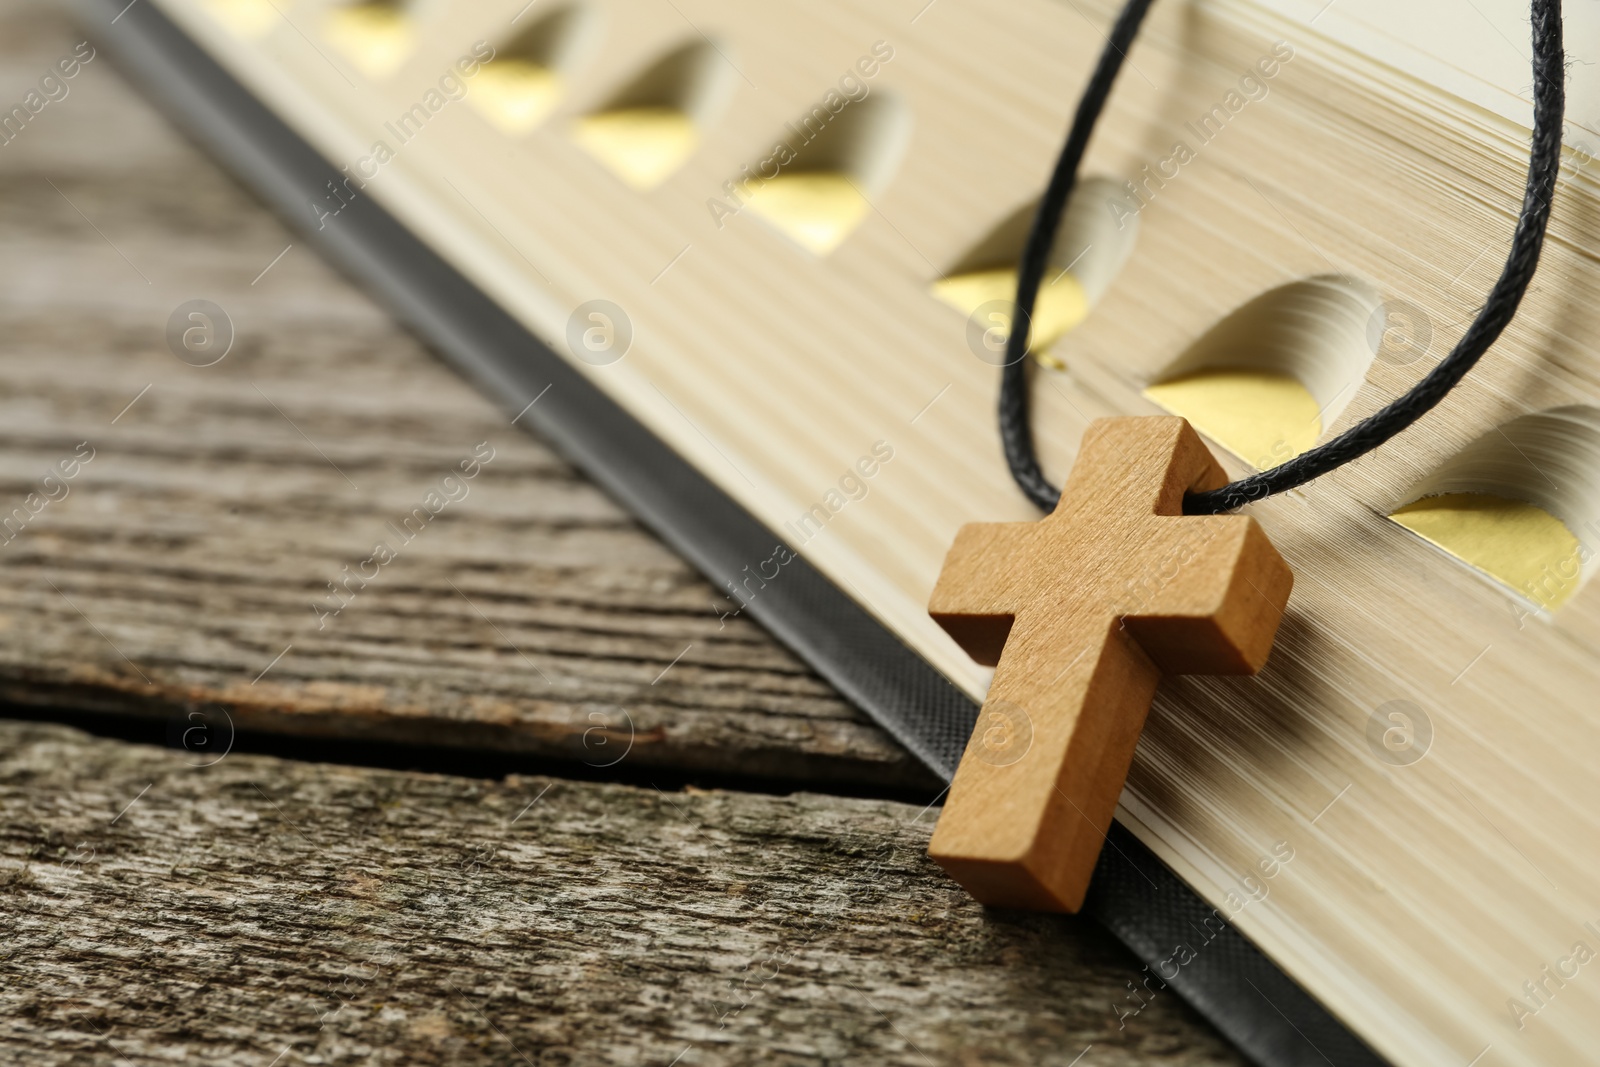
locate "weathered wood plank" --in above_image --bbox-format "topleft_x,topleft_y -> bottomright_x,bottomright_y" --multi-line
0,720 -> 1244,1066
0,0 -> 931,789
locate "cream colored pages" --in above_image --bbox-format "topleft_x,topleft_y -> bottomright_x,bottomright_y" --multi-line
1247,0 -> 1599,136
153,1 -> 1600,1063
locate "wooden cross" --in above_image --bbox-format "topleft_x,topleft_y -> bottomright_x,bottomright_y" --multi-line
927,416 -> 1293,912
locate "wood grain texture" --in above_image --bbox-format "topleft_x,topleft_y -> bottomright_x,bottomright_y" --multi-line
929,418 -> 1291,912
0,10 -> 1245,1064
0,0 -> 933,791
138,0 -> 1600,1060
0,720 -> 1247,1066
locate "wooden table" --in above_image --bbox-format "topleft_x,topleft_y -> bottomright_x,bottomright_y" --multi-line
0,1 -> 1246,1062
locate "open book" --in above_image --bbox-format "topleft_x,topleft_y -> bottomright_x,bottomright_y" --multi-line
94,0 -> 1600,1062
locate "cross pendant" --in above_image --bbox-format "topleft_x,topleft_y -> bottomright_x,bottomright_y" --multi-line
927,416 -> 1293,912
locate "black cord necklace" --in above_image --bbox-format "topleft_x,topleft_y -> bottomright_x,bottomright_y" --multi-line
1000,0 -> 1566,515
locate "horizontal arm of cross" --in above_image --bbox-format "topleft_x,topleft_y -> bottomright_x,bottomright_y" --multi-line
928,521 -> 1042,666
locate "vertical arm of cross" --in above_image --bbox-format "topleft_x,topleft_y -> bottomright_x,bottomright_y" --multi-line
1057,416 -> 1293,676
932,609 -> 1161,912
